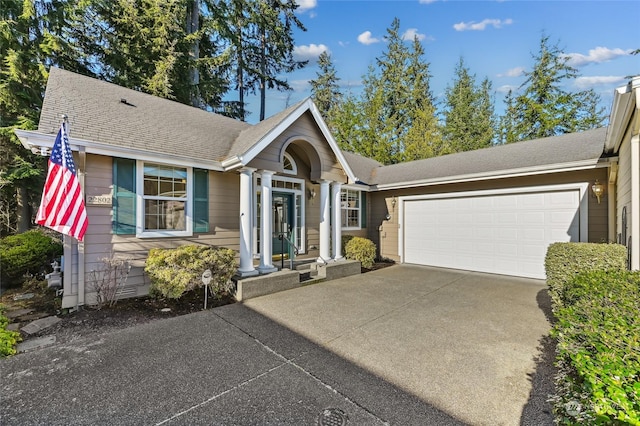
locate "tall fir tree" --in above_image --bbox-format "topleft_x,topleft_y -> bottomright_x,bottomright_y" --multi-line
309,51 -> 342,119
442,58 -> 495,152
507,35 -> 605,141
253,0 -> 307,121
356,18 -> 440,164
0,0 -> 88,234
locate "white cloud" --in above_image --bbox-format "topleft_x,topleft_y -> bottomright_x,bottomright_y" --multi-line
402,28 -> 427,42
498,67 -> 525,78
290,79 -> 310,92
419,0 -> 438,3
338,41 -> 349,48
453,18 -> 513,32
357,31 -> 380,45
574,76 -> 627,89
293,44 -> 330,62
295,0 -> 317,13
565,47 -> 633,67
496,84 -> 518,94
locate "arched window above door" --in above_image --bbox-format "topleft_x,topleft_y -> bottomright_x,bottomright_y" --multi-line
283,152 -> 297,175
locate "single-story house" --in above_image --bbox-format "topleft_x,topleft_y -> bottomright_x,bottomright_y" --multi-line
15,68 -> 640,309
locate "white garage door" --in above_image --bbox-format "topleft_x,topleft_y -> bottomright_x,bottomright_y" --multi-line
401,189 -> 582,279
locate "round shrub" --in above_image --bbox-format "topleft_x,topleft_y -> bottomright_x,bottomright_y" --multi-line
145,245 -> 237,299
0,230 -> 63,288
345,237 -> 376,269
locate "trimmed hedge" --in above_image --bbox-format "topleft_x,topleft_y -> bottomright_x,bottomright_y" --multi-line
345,237 -> 376,269
145,245 -> 237,299
545,242 -> 627,311
0,230 -> 63,288
550,270 -> 640,424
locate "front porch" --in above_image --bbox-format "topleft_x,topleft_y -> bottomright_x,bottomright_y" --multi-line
234,259 -> 362,301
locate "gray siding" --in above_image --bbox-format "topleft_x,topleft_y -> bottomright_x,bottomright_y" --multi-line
616,125 -> 633,245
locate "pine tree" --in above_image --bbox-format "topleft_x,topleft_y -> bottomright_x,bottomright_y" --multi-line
509,35 -> 606,141
0,0 -> 87,234
499,90 -> 519,144
356,18 -> 440,164
253,0 -> 307,121
309,51 -> 342,119
442,58 -> 495,152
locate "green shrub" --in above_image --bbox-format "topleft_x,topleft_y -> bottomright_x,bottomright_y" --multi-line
0,230 -> 63,288
0,305 -> 21,357
341,234 -> 355,255
550,269 -> 640,424
545,242 -> 626,310
145,245 -> 237,299
345,237 -> 376,269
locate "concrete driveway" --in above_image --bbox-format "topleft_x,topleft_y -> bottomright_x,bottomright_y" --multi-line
0,264 -> 554,425
241,264 -> 555,425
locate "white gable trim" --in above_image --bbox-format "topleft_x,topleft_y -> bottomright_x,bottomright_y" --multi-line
228,98 -> 358,182
605,77 -> 640,154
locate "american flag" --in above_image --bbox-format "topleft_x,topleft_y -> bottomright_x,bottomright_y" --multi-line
36,123 -> 88,241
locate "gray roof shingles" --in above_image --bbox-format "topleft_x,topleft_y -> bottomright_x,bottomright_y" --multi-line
37,68 -> 607,186
370,127 -> 607,186
39,68 -> 250,162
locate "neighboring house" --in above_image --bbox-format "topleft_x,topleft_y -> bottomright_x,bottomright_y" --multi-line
15,69 -> 640,308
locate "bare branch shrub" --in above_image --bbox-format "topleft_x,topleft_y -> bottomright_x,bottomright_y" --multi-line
89,256 -> 132,309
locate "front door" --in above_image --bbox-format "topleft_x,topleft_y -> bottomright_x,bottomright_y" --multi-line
272,192 -> 293,259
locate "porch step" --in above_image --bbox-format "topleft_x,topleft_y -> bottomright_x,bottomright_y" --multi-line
234,260 -> 361,301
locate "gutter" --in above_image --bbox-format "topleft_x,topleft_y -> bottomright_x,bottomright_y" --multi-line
373,159 -> 603,191
14,129 -> 225,171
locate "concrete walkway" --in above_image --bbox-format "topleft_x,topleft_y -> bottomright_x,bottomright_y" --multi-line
0,265 -> 554,425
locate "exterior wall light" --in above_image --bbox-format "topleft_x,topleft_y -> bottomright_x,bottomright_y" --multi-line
592,180 -> 605,204
391,196 -> 397,210
308,188 -> 316,200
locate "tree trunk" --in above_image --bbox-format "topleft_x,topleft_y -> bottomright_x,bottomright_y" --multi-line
17,185 -> 31,233
187,0 -> 201,108
259,28 -> 266,121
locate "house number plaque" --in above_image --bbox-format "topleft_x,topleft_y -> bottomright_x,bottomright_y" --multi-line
87,195 -> 113,206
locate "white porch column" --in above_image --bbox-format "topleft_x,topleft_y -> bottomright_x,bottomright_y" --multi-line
238,168 -> 258,277
318,180 -> 331,263
258,170 -> 277,273
331,182 -> 343,261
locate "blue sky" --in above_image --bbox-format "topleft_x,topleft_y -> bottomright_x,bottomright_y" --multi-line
242,0 -> 640,124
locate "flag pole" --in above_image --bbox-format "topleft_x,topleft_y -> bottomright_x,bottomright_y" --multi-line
66,114 -> 88,310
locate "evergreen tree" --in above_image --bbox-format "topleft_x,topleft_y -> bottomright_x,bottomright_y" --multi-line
309,51 -> 342,119
0,0 -> 87,234
76,0 -> 232,113
498,90 -> 519,144
253,0 -> 307,121
355,18 -> 439,164
442,58 -> 495,152
508,35 -> 606,141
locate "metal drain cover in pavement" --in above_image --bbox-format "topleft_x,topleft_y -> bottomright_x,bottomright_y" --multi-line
318,408 -> 348,426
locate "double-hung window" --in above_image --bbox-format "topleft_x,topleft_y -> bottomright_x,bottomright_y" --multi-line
341,189 -> 361,230
112,158 -> 209,237
142,164 -> 188,234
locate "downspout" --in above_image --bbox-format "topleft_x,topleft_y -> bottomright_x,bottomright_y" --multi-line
608,162 -> 618,243
631,134 -> 640,270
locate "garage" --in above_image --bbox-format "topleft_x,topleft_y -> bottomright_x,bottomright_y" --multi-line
399,185 -> 588,279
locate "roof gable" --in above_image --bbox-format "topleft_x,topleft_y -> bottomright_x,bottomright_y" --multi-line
38,68 -> 249,165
